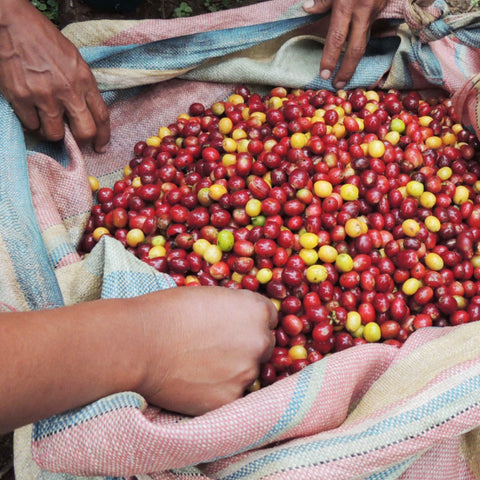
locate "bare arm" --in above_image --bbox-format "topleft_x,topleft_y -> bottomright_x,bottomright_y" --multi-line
0,0 -> 110,152
303,0 -> 388,89
0,286 -> 277,434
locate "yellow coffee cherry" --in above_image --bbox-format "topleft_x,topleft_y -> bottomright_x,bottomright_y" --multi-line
299,248 -> 319,266
425,252 -> 444,271
290,132 -> 308,149
158,126 -> 172,139
250,111 -> 266,123
385,130 -> 400,146
126,228 -> 145,247
222,137 -> 237,153
123,165 -> 132,177
132,176 -> 142,188
345,218 -> 364,238
256,268 -> 273,284
232,128 -> 247,140
425,136 -> 443,149
203,244 -> 223,264
222,153 -> 237,167
227,93 -> 244,105
193,238 -> 211,256
345,311 -> 362,333
148,245 -> 166,258
420,191 -> 436,209
335,253 -> 354,272
363,322 -> 381,342
437,166 -> 452,180
419,115 -> 433,127
368,139 -> 385,158
453,186 -> 470,205
352,325 -> 365,339
271,298 -> 282,311
406,180 -> 424,198
288,345 -> 308,360
314,180 -> 333,198
306,265 -> 328,283
402,219 -> 420,237
88,175 -> 99,192
340,184 -> 359,201
402,277 -> 423,296
365,90 -> 380,102
146,135 -> 161,147
441,131 -> 457,146
425,215 -> 441,232
93,227 -> 110,242
209,184 -> 228,201
318,245 -> 338,263
219,117 -> 233,135
299,232 -> 319,249
246,198 -> 262,217
151,235 -> 166,247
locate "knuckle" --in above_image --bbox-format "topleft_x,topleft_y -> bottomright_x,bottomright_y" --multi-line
346,44 -> 367,60
75,125 -> 97,143
44,129 -> 65,142
328,30 -> 348,49
95,104 -> 110,125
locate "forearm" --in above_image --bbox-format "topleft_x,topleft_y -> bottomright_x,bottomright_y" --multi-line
0,298 -> 144,434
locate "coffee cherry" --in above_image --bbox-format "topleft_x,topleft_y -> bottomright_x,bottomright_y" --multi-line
80,85 -> 480,389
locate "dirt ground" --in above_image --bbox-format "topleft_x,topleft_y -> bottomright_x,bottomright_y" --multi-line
58,0 -> 269,27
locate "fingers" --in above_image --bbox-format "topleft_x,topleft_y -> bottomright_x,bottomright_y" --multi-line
333,19 -> 370,89
58,75 -> 110,152
304,0 -> 387,88
318,1 -> 355,87
87,91 -> 110,153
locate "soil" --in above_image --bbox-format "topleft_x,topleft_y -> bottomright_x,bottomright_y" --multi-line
58,0 -> 269,27
0,434 -> 13,480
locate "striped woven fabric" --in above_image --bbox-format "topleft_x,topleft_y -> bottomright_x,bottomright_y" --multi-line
4,0 -> 480,478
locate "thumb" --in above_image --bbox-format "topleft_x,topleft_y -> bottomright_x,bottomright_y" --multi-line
302,0 -> 333,13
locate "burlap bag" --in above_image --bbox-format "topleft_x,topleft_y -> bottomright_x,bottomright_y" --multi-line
2,0 -> 480,478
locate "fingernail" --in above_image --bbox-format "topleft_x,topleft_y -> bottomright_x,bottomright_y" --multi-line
320,69 -> 332,80
335,81 -> 346,89
303,0 -> 314,9
95,145 -> 108,154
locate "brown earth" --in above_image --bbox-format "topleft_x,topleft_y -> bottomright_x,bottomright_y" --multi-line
58,0 -> 269,27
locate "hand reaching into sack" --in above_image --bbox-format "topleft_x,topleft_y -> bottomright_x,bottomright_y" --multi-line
0,0 -> 110,152
0,287 -> 277,434
303,0 -> 388,89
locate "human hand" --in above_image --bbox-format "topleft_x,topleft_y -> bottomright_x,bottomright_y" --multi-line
303,0 -> 388,89
136,287 -> 278,416
0,0 -> 110,152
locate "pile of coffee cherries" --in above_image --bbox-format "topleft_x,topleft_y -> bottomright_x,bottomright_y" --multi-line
81,86 -> 480,387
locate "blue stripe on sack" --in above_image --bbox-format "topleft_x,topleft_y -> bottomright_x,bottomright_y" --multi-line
80,15 -> 321,70
453,28 -> 480,47
305,36 -> 400,91
426,17 -> 480,47
409,41 -> 444,85
243,363 -> 323,447
220,374 -> 480,479
32,392 -> 145,440
364,455 -> 419,480
48,242 -> 77,268
101,270 -> 176,299
0,97 -> 64,310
